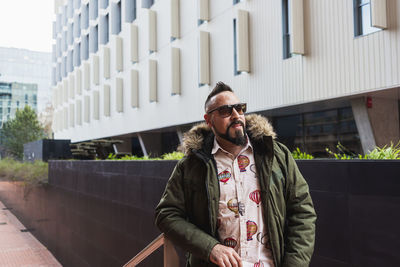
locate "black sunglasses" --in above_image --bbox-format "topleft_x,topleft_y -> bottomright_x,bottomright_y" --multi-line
207,103 -> 247,118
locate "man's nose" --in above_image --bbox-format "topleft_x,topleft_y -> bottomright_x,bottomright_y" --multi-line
230,107 -> 240,119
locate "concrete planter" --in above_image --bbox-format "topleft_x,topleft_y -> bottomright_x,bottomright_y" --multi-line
0,160 -> 399,267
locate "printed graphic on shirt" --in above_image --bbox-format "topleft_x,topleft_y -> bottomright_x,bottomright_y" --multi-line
238,155 -> 250,172
246,220 -> 258,241
223,237 -> 237,248
227,198 -> 239,217
250,164 -> 257,175
218,170 -> 231,184
254,260 -> 264,267
249,190 -> 261,207
256,232 -> 271,249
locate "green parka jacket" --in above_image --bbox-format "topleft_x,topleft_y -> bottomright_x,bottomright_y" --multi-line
155,114 -> 316,267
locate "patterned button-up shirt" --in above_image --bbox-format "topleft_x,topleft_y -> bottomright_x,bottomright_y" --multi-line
212,137 -> 275,267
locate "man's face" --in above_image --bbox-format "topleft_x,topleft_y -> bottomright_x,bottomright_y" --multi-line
204,91 -> 247,146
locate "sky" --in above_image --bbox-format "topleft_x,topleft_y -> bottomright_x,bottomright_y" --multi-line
0,0 -> 54,53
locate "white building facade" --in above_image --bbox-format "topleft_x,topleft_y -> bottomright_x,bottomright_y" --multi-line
52,0 -> 400,156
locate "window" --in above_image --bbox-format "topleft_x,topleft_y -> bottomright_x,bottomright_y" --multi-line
100,14 -> 109,44
142,0 -> 154,9
354,0 -> 380,36
125,0 -> 137,22
282,0 -> 291,59
111,1 -> 121,35
233,18 -> 239,75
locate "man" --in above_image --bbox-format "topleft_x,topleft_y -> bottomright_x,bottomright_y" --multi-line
155,82 -> 316,267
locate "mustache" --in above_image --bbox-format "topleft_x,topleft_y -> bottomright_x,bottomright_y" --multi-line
228,120 -> 245,129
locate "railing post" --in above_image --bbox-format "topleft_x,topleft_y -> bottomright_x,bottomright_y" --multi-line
164,237 -> 180,267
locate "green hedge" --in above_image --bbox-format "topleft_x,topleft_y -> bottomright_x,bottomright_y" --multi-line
0,158 -> 48,185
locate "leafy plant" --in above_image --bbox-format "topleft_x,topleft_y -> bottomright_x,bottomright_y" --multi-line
326,142 -> 400,160
105,151 -> 184,161
360,142 -> 400,159
1,105 -> 46,159
292,148 -> 314,159
0,158 -> 48,185
161,151 -> 184,160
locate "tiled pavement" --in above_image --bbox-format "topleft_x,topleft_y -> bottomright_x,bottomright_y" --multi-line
0,201 -> 61,267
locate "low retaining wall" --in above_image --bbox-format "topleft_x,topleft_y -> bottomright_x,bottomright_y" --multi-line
0,160 -> 399,267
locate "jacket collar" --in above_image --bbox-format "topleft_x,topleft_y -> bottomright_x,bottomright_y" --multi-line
181,114 -> 276,159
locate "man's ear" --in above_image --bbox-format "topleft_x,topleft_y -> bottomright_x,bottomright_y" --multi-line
204,113 -> 212,127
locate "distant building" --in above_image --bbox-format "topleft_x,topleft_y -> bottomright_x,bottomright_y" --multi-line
0,47 -> 51,113
52,0 -> 399,157
0,81 -> 38,127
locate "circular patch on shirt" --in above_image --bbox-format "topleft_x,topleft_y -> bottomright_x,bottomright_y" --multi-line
218,170 -> 231,184
246,220 -> 258,241
227,198 -> 239,217
238,155 -> 250,172
223,237 -> 237,248
249,189 -> 261,207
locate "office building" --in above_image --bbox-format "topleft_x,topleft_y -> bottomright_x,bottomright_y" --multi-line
52,0 -> 400,156
0,47 -> 51,113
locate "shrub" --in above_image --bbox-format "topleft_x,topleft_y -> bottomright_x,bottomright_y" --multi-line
106,151 -> 185,161
292,148 -> 314,159
0,158 -> 48,185
326,142 -> 400,160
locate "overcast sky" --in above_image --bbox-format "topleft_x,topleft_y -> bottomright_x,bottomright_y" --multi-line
0,0 -> 54,53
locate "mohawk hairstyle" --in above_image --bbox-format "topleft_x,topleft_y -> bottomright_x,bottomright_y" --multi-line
204,82 -> 234,111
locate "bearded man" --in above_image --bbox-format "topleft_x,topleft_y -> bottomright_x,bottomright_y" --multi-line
155,82 -> 316,267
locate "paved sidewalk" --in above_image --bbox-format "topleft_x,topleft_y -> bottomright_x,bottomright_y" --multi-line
0,201 -> 61,267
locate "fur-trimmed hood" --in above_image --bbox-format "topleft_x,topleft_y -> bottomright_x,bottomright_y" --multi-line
181,114 -> 276,155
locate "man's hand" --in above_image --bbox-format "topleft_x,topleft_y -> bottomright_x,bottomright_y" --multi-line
209,244 -> 243,267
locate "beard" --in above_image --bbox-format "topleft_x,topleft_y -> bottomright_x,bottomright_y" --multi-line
214,120 -> 247,146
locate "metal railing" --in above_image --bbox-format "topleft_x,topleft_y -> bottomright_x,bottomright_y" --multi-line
123,234 -> 180,267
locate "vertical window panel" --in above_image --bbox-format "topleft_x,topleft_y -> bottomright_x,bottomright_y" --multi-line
84,62 -> 90,90
115,36 -> 123,71
198,0 -> 209,25
89,25 -> 99,53
290,0 -> 304,54
89,0 -> 98,20
84,95 -> 90,123
198,31 -> 210,86
76,99 -> 82,125
92,55 -> 100,85
81,3 -> 89,29
149,59 -> 157,102
104,84 -> 110,116
149,10 -> 157,53
116,78 -> 123,112
171,47 -> 180,95
63,80 -> 69,102
111,1 -> 121,35
130,24 -> 138,62
93,91 -> 100,119
103,47 -> 110,78
235,9 -> 250,74
142,0 -> 154,9
171,0 -> 180,40
371,0 -> 387,28
99,14 -> 109,44
69,103 -> 75,127
69,74 -> 75,99
130,69 -> 139,107
76,68 -> 82,95
125,0 -> 137,22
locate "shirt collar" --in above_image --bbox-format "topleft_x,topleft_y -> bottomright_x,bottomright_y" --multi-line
211,135 -> 253,156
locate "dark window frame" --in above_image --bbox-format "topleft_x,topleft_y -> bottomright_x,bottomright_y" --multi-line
282,0 -> 291,59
